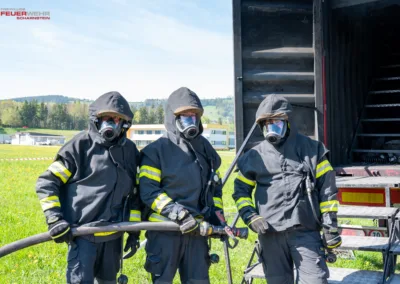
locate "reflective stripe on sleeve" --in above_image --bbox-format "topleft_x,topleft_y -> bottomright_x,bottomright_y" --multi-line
94,231 -> 118,237
316,160 -> 334,179
148,212 -> 169,222
139,165 -> 161,183
320,200 -> 339,213
151,193 -> 173,214
129,210 -> 141,222
213,197 -> 223,209
235,197 -> 255,210
236,172 -> 256,187
48,161 -> 71,184
40,195 -> 61,211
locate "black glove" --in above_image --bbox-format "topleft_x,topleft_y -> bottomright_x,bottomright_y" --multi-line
161,203 -> 188,221
323,228 -> 342,249
161,203 -> 198,234
179,213 -> 199,234
124,232 -> 140,259
48,219 -> 73,244
246,214 -> 269,234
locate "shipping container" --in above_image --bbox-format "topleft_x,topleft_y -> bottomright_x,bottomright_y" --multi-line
233,0 -> 400,207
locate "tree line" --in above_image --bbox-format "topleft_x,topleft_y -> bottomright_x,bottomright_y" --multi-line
0,100 -> 167,130
0,96 -> 234,130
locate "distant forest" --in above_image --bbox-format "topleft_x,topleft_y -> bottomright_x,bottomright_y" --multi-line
0,96 -> 234,130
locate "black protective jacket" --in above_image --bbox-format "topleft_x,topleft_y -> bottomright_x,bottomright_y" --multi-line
233,95 -> 339,232
36,92 -> 141,240
139,87 -> 223,224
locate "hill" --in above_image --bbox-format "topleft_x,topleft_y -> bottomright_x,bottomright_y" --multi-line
3,95 -> 234,124
8,95 -> 90,104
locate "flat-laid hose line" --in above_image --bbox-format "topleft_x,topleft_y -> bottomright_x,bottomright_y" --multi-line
0,221 -> 180,258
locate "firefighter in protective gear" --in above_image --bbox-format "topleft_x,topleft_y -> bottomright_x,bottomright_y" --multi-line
232,94 -> 341,284
36,91 -> 142,284
139,87 -> 224,284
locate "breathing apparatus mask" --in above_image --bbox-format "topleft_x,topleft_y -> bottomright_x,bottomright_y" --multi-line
97,115 -> 128,142
262,119 -> 288,145
175,114 -> 200,140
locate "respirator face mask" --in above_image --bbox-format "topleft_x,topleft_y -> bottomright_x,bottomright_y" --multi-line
262,119 -> 288,145
98,116 -> 124,142
175,114 -> 200,140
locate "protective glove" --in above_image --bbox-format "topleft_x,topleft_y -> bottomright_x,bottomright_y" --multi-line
123,232 -> 140,259
179,213 -> 199,234
161,202 -> 199,234
161,203 -> 188,221
323,228 -> 342,249
48,219 -> 73,244
246,214 -> 269,234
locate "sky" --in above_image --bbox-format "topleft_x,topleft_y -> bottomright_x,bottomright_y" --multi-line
0,0 -> 233,102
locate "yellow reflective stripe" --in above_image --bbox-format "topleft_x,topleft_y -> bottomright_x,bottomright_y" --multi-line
129,210 -> 141,222
48,161 -> 72,183
148,213 -> 169,222
140,165 -> 161,174
235,197 -> 254,210
151,193 -> 173,214
51,226 -> 70,239
320,200 -> 339,213
94,231 -> 118,237
139,165 -> 161,183
316,160 -> 333,179
236,172 -> 256,187
316,160 -> 329,170
40,195 -> 61,211
136,173 -> 140,185
213,197 -> 223,209
140,172 -> 161,182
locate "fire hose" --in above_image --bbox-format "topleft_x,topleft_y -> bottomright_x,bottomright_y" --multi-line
0,221 -> 248,259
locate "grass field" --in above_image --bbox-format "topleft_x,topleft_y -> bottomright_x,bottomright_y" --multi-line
0,145 -> 391,283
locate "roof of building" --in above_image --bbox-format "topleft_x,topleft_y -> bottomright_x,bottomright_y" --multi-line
15,132 -> 64,137
129,124 -> 229,130
129,124 -> 165,130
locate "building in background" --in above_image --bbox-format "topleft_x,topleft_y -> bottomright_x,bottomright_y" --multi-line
126,124 -> 166,148
11,132 -> 65,146
228,131 -> 235,150
127,124 -> 234,150
0,134 -> 11,144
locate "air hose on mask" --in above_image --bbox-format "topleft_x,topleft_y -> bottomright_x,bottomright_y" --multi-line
305,172 -> 338,263
305,172 -> 335,231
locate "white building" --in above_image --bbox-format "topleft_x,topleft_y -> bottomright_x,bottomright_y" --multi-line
127,124 -> 166,148
228,132 -> 235,149
127,124 -> 232,150
11,132 -> 65,146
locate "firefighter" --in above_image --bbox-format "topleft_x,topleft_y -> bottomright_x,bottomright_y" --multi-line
36,91 -> 141,284
232,94 -> 341,284
139,87 -> 223,284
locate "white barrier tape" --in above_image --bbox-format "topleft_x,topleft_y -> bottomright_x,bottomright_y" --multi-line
0,157 -> 53,161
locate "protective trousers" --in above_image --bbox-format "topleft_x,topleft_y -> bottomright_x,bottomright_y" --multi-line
66,237 -> 122,284
258,228 -> 329,284
144,231 -> 211,284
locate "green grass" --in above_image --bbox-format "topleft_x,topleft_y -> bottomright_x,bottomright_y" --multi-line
0,145 -> 60,159
0,146 -> 395,283
0,127 -> 80,142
